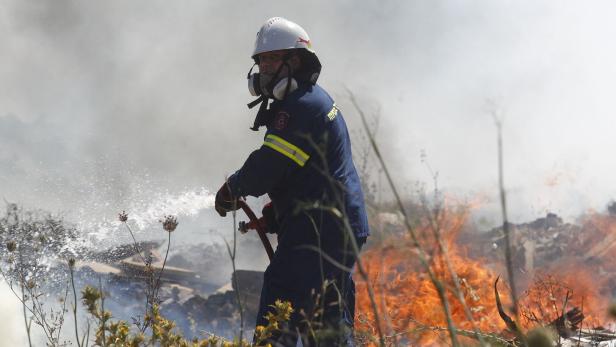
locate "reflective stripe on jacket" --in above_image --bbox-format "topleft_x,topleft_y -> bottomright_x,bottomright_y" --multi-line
228,83 -> 369,239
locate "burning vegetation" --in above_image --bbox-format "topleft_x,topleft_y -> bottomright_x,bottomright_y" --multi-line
1,197 -> 616,346
355,205 -> 509,345
354,201 -> 616,346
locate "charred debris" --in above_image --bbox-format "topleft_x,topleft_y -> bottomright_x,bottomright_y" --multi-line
74,242 -> 264,339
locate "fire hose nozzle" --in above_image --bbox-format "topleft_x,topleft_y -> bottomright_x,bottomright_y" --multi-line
238,221 -> 249,234
237,200 -> 274,261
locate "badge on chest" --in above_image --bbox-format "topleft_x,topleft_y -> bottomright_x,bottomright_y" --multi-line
274,111 -> 290,130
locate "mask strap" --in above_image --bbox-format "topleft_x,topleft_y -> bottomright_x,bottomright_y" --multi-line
250,97 -> 270,131
247,95 -> 265,109
282,62 -> 293,99
246,63 -> 257,79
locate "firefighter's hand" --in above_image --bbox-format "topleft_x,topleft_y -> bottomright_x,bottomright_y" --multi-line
261,202 -> 280,234
215,182 -> 240,217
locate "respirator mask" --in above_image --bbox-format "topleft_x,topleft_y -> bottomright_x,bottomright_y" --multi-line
245,56 -> 298,131
246,62 -> 298,101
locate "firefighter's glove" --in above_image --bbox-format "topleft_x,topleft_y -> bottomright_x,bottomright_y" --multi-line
261,202 -> 280,234
215,182 -> 240,217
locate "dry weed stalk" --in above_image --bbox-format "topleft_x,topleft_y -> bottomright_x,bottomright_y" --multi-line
118,211 -> 177,333
347,88 -> 461,347
153,215 -> 176,302
297,131 -> 387,346
400,317 -> 517,347
0,205 -> 75,347
68,257 -> 86,347
489,105 -> 520,324
222,197 -> 246,344
519,275 -> 574,327
418,156 -> 490,346
1,245 -> 71,346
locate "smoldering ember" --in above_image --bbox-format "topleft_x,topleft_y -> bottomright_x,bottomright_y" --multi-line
1,200 -> 615,346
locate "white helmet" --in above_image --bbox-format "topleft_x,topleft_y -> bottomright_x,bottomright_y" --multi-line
252,17 -> 315,58
246,17 -> 322,121
250,17 -> 322,86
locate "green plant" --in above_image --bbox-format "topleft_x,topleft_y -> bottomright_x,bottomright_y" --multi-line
81,285 -> 292,347
253,300 -> 294,346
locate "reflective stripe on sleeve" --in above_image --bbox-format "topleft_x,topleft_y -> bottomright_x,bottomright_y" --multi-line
263,134 -> 310,167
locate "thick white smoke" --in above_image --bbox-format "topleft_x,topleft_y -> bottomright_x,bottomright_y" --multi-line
1,1 -> 616,344
1,0 -> 615,235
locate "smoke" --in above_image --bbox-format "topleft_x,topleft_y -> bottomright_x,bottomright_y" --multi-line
2,1 -> 616,344
0,281 -> 28,347
1,1 -> 616,228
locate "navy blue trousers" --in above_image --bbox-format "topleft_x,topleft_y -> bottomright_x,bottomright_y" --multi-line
255,212 -> 366,346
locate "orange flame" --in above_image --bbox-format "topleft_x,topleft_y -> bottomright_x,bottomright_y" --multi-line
355,206 -> 616,345
355,207 -> 508,345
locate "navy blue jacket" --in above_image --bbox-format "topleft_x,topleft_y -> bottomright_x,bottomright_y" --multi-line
228,83 -> 369,240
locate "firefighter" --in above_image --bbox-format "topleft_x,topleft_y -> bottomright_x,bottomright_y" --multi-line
215,17 -> 370,346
